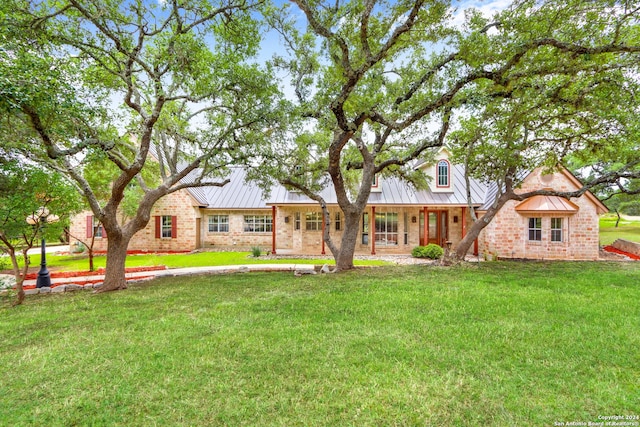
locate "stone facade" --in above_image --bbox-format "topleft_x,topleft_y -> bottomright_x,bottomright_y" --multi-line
69,190 -> 200,253
68,167 -> 605,260
477,168 -> 605,260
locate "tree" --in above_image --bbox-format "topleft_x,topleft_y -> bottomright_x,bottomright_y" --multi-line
257,0 -> 640,270
448,1 -> 640,260
0,162 -> 81,305
1,0 -> 277,291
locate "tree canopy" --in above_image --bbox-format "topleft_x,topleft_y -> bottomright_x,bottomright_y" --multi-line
0,0 -> 278,290
257,0 -> 640,268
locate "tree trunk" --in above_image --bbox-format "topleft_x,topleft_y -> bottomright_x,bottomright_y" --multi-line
333,211 -> 361,271
615,208 -> 620,228
453,193 -> 510,260
97,234 -> 129,292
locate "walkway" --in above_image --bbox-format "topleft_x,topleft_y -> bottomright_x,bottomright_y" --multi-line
21,264 -> 317,293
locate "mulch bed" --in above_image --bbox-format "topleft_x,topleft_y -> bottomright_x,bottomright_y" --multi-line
602,245 -> 640,261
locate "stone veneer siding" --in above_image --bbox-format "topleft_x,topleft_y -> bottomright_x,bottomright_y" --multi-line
477,169 -> 601,260
69,190 -> 200,253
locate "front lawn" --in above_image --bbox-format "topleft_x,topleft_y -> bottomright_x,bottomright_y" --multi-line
1,262 -> 638,425
600,214 -> 640,245
19,251 -> 388,273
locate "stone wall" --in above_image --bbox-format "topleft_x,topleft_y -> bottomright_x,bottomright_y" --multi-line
69,190 -> 200,253
612,239 -> 640,256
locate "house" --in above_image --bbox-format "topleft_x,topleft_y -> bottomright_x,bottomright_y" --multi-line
68,149 -> 607,260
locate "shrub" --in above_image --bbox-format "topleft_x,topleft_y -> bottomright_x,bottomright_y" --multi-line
411,244 -> 443,259
251,246 -> 262,257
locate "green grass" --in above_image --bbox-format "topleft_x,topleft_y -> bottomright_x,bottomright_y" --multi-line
22,251 -> 388,273
599,214 -> 640,245
1,262 -> 638,426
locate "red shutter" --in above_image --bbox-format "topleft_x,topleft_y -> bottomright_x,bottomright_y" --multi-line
101,225 -> 107,238
155,216 -> 161,239
171,216 -> 177,239
86,216 -> 93,238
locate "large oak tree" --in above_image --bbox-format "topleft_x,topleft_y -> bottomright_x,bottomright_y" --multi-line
1,0 -> 277,291
258,0 -> 639,269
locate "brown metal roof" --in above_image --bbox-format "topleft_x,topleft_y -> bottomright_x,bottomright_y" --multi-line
515,195 -> 579,214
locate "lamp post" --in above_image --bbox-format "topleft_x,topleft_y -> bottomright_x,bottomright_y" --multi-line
26,207 -> 59,288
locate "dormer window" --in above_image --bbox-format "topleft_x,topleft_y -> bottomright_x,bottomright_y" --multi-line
372,174 -> 379,188
437,160 -> 450,187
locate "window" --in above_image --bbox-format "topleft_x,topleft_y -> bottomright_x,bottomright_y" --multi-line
243,215 -> 272,233
335,212 -> 341,231
375,212 -> 399,246
155,215 -> 176,239
404,212 -> 409,245
372,174 -> 379,188
528,217 -> 542,241
86,215 -> 105,238
305,212 -> 322,231
294,212 -> 301,231
437,160 -> 450,187
551,218 -> 563,242
161,216 -> 173,238
208,215 -> 229,233
362,213 -> 369,244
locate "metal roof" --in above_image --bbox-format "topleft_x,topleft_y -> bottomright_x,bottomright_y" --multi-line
515,195 -> 580,214
184,165 -> 488,208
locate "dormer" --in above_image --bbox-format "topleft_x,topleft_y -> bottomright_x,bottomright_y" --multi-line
418,147 -> 455,193
371,174 -> 382,192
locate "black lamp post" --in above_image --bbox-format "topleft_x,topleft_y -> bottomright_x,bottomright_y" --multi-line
27,207 -> 59,289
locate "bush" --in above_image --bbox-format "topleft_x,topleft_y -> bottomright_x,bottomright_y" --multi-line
411,244 -> 444,259
251,246 -> 262,257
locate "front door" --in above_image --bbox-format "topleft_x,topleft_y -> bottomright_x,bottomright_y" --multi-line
419,210 -> 448,246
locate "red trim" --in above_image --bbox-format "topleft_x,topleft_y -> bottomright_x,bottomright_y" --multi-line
371,206 -> 376,255
171,216 -> 177,239
86,216 -> 93,238
474,238 -> 479,256
436,159 -> 451,188
155,216 -> 161,239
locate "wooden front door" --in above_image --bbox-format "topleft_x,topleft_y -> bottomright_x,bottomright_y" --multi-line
419,210 -> 448,246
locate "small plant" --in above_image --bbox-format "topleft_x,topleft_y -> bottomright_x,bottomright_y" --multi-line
411,244 -> 443,260
251,246 -> 262,257
72,242 -> 86,254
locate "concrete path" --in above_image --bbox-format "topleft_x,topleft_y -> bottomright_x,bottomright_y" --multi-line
22,264 -> 317,288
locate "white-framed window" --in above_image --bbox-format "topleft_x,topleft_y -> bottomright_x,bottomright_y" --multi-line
437,160 -> 450,187
305,212 -> 322,231
93,216 -> 103,238
551,218 -> 563,242
528,217 -> 542,241
243,215 -> 272,233
161,215 -> 173,238
362,213 -> 369,244
335,212 -> 341,231
294,212 -> 301,231
375,212 -> 399,246
208,215 -> 229,233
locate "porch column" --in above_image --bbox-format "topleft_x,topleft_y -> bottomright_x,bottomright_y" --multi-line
423,207 -> 428,246
271,206 -> 277,255
371,206 -> 376,255
321,212 -> 326,255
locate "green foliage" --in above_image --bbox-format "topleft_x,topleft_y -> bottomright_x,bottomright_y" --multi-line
619,201 -> 640,217
1,263 -> 638,424
411,244 -> 444,260
251,246 -> 262,257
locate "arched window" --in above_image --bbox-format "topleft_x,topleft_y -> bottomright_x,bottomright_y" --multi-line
437,160 -> 450,187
